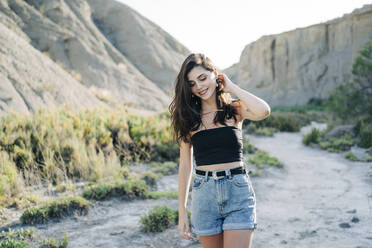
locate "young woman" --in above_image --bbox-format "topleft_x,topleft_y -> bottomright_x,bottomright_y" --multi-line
169,53 -> 270,248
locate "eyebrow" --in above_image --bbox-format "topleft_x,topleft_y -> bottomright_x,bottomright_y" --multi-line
188,73 -> 206,83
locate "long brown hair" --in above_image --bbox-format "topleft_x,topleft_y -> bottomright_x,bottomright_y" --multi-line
168,53 -> 239,144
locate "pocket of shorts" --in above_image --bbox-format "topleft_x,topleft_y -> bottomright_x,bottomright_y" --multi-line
232,173 -> 250,187
192,176 -> 205,189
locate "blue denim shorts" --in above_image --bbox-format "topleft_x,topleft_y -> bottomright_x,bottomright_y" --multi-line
191,165 -> 257,236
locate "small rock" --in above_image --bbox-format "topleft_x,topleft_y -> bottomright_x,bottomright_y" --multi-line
325,125 -> 355,138
280,240 -> 288,244
346,209 -> 357,214
288,217 -> 301,223
351,217 -> 360,223
339,222 -> 351,228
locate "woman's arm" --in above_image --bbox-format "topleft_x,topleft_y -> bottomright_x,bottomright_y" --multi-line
178,138 -> 193,214
231,86 -> 271,121
220,74 -> 271,121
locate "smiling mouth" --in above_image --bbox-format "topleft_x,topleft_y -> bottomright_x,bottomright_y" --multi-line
199,88 -> 208,95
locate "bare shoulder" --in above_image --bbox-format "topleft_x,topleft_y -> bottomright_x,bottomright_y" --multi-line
180,134 -> 192,149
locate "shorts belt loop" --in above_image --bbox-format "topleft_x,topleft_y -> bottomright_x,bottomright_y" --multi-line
243,163 -> 248,176
204,170 -> 209,182
225,169 -> 232,179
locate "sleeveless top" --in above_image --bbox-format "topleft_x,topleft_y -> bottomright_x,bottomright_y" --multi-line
190,125 -> 243,166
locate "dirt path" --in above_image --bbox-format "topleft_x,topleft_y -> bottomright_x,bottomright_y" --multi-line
10,121 -> 372,247
246,122 -> 372,248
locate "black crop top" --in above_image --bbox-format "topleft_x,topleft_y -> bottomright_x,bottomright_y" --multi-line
190,125 -> 243,166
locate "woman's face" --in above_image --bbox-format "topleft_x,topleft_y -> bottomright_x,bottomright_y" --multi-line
187,66 -> 217,100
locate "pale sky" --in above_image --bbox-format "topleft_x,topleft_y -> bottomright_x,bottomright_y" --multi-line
116,0 -> 370,69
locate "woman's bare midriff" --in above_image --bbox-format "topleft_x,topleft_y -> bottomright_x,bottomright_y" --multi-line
196,161 -> 244,171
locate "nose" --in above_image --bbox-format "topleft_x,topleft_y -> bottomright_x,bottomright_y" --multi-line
194,81 -> 203,89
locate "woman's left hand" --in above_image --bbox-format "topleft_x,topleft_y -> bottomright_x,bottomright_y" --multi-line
217,73 -> 236,93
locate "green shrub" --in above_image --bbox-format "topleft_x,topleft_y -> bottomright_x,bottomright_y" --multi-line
152,161 -> 177,176
139,205 -> 177,232
246,112 -> 304,134
272,98 -> 327,113
140,172 -> 159,188
0,105 -> 182,206
82,179 -> 149,201
0,227 -> 35,241
325,41 -> 372,119
302,128 -> 322,146
146,190 -> 178,199
152,142 -> 179,162
243,140 -> 257,154
253,127 -> 276,136
318,134 -> 355,152
0,105 -> 176,191
55,181 -> 75,193
13,147 -> 32,170
82,183 -> 113,201
20,197 -> 89,225
357,121 -> 372,148
0,239 -> 28,248
344,152 -> 358,161
40,233 -> 68,248
0,227 -> 35,248
0,152 -> 23,207
247,150 -> 284,168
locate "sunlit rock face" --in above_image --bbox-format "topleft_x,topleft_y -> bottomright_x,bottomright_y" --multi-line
0,0 -> 190,116
231,4 -> 372,107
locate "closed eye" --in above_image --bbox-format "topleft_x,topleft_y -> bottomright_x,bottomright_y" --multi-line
189,77 -> 206,87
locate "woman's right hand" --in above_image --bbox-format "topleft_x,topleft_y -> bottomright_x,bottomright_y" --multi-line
178,210 -> 192,240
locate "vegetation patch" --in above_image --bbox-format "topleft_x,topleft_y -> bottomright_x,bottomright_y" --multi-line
139,205 -> 182,233
243,140 -> 258,155
54,181 -> 76,194
318,134 -> 355,152
20,197 -> 89,225
272,98 -> 328,113
82,179 -> 149,201
353,115 -> 372,148
303,41 -> 372,160
243,111 -> 310,136
139,171 -> 159,189
303,119 -> 371,162
149,161 -> 178,176
40,233 -> 68,248
303,127 -> 355,152
0,106 -> 177,206
246,150 -> 284,169
242,139 -> 284,174
146,190 -> 178,199
0,227 -> 35,248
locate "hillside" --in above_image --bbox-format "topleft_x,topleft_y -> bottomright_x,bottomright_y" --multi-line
0,0 -> 190,116
225,4 -> 372,107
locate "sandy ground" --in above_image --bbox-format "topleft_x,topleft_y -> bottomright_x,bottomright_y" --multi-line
3,121 -> 372,247
245,122 -> 372,248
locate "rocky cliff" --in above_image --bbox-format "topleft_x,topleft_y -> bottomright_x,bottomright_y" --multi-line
227,4 -> 372,107
0,0 -> 190,117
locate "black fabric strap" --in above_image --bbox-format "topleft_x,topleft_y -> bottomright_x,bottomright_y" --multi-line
195,166 -> 251,177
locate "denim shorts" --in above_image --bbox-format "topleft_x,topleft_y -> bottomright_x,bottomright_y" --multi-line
190,165 -> 257,236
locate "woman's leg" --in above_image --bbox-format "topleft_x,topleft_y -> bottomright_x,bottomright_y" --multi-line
200,232 -> 224,248
223,229 -> 254,248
